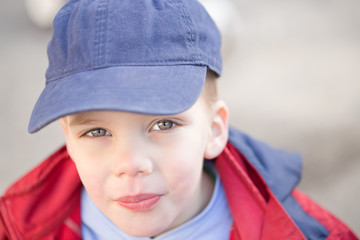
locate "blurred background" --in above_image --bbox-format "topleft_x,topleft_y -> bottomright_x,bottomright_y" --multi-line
0,0 -> 359,235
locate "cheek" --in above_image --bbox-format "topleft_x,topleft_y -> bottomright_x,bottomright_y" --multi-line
157,131 -> 207,189
67,140 -> 109,194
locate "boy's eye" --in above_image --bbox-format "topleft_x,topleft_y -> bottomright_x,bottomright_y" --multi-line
85,128 -> 111,137
151,120 -> 176,131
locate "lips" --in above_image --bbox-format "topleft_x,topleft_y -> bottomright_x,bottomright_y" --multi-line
116,194 -> 162,212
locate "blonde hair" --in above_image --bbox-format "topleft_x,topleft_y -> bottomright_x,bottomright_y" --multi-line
201,69 -> 218,108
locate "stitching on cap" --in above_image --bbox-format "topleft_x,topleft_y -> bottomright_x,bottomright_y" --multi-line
99,0 -> 108,65
94,0 -> 107,66
172,1 -> 195,63
105,0 -> 113,65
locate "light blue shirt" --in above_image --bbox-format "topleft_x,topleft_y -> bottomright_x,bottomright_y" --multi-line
81,164 -> 233,239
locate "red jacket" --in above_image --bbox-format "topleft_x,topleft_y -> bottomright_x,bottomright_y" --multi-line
0,130 -> 358,239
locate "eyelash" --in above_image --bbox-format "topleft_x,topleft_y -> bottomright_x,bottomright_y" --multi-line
82,119 -> 178,138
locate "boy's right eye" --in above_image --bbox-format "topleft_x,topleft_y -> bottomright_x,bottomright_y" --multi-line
85,128 -> 111,137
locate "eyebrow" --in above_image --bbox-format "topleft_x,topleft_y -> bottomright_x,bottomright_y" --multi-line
68,117 -> 102,127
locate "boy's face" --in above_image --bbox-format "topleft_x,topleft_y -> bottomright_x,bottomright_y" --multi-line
60,96 -> 228,237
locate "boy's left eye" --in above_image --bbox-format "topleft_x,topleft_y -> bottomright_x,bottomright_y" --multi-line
85,128 -> 111,137
151,120 -> 176,131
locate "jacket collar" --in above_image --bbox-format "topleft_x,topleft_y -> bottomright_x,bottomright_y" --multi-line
0,146 -> 82,239
216,142 -> 306,240
228,128 -> 302,202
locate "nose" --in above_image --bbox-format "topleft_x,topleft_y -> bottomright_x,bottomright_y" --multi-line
112,146 -> 153,178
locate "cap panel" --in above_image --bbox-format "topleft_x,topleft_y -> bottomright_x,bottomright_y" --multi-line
105,1 -> 207,65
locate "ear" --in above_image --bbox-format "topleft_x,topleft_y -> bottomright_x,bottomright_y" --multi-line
204,100 -> 229,160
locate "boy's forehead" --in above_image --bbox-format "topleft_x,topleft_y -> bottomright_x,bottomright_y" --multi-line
65,111 -> 131,126
66,113 -> 103,126
65,110 -> 164,126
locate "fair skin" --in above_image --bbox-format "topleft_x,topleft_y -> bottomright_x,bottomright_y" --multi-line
59,95 -> 228,237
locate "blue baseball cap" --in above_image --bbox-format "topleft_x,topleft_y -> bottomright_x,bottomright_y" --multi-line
28,0 -> 222,133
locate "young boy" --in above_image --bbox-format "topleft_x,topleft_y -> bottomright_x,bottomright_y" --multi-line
0,0 -> 358,239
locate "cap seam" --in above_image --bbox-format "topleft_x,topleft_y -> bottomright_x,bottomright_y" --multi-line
105,0 -> 113,66
94,0 -> 108,66
176,1 -> 198,63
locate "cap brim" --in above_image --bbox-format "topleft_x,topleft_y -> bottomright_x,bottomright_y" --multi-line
28,65 -> 206,133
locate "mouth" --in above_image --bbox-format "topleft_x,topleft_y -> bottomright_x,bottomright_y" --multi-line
115,194 -> 162,212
